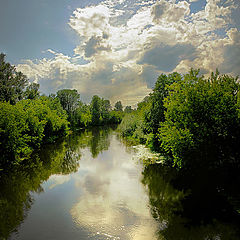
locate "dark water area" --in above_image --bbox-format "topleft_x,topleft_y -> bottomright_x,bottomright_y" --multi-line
0,126 -> 240,240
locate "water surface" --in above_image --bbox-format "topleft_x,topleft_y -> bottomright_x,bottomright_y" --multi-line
0,126 -> 240,240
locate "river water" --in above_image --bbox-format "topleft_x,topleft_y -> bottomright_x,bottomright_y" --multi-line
0,126 -> 240,240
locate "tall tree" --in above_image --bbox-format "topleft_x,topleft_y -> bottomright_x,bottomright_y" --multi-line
25,82 -> 40,100
101,99 -> 111,122
56,89 -> 80,116
145,72 -> 182,134
114,101 -> 123,111
0,53 -> 28,104
124,106 -> 133,113
91,95 -> 101,125
159,70 -> 240,168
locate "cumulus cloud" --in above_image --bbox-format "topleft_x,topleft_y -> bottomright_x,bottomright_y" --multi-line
151,0 -> 190,23
220,28 -> 240,75
84,36 -> 111,58
17,0 -> 239,106
138,43 -> 196,72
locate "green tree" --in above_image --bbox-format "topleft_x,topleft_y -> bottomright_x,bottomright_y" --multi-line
158,69 -> 240,168
118,98 -> 150,143
74,103 -> 92,128
24,82 -> 40,100
100,99 -> 111,123
91,95 -> 101,125
143,72 -> 182,150
114,101 -> 123,111
57,89 -> 80,126
57,89 -> 80,115
145,72 -> 182,134
0,53 -> 28,104
124,106 -> 133,113
0,97 -> 69,165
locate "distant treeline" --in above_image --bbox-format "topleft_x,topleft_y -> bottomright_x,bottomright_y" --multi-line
118,69 -> 240,170
0,53 -> 127,167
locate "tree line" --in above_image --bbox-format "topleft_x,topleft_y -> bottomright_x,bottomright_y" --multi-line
0,53 -> 126,167
118,69 -> 240,170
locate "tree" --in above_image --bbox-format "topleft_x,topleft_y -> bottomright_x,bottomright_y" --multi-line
57,89 -> 80,126
24,82 -> 40,100
0,53 -> 28,104
57,89 -> 80,114
0,97 -> 69,164
100,99 -> 111,123
114,101 -> 123,111
124,106 -> 133,113
158,69 -> 240,168
143,72 -> 182,151
91,95 -> 101,125
145,72 -> 182,134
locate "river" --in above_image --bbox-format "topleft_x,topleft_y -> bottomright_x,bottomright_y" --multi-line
0,126 -> 239,240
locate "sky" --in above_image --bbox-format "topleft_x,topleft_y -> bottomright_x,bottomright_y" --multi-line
0,0 -> 239,106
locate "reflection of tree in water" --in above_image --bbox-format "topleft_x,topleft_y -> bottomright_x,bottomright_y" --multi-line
0,126 -> 115,239
0,137 -> 80,239
89,126 -> 112,158
142,154 -> 240,239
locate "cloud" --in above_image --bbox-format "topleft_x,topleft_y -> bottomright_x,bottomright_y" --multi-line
220,28 -> 240,75
49,174 -> 71,189
138,43 -> 196,72
17,0 -> 239,106
84,36 -> 111,58
151,0 -> 190,23
69,4 -> 111,40
140,65 -> 161,89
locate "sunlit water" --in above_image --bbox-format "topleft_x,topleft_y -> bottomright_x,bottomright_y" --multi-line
0,126 -> 240,240
1,127 -> 159,240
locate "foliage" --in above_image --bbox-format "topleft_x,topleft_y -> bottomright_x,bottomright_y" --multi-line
57,89 -> 80,127
118,112 -> 138,138
0,97 -> 69,165
108,110 -> 123,124
0,53 -> 28,104
101,99 -> 111,122
24,82 -> 40,100
0,53 -> 123,168
124,105 -> 133,113
114,101 -> 123,111
118,98 -> 150,143
144,72 -> 182,151
145,72 -> 182,134
159,69 -> 240,168
119,69 -> 240,170
90,95 -> 101,125
90,95 -> 123,126
57,89 -> 80,115
74,103 -> 92,128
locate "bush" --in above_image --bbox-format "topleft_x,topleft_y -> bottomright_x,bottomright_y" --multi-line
0,97 -> 69,165
158,70 -> 240,168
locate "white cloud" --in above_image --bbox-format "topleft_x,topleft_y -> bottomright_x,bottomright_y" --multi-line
48,174 -> 71,189
17,0 -> 239,106
69,5 -> 111,39
151,0 -> 190,23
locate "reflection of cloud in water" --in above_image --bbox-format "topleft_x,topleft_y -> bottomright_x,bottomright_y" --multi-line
48,174 -> 71,189
70,136 -> 158,239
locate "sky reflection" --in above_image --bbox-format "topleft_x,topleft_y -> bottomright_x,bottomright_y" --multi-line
70,135 -> 158,240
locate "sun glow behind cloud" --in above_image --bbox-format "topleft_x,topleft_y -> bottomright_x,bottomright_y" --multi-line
17,0 -> 240,106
